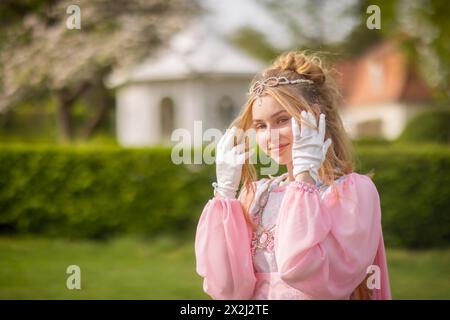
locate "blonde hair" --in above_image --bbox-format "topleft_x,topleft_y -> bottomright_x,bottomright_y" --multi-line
230,51 -> 369,229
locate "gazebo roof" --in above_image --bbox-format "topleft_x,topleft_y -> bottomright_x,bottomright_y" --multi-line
108,20 -> 266,88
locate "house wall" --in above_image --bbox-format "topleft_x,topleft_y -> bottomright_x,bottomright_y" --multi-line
116,84 -> 156,146
202,78 -> 252,129
340,102 -> 433,140
115,77 -> 253,147
116,80 -> 205,146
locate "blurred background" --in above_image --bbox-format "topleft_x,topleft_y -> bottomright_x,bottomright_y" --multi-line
0,0 -> 449,299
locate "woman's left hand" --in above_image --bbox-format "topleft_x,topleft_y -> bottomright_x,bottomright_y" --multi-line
291,111 -> 332,184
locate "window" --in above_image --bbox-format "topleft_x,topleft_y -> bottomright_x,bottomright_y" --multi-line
160,97 -> 175,140
356,118 -> 383,137
217,96 -> 235,128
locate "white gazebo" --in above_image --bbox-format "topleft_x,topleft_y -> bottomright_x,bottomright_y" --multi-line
107,21 -> 265,147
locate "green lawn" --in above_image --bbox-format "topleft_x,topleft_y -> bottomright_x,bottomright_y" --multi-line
0,235 -> 448,299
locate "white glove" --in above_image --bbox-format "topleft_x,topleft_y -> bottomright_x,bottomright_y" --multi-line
291,111 -> 332,185
213,127 -> 253,199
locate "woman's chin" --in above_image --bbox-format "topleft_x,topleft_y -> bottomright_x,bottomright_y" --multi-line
269,154 -> 291,166
268,145 -> 292,165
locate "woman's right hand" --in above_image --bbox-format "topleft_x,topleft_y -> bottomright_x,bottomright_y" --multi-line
214,127 -> 252,199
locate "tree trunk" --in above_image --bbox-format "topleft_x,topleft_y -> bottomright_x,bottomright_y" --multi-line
56,90 -> 73,143
55,83 -> 91,143
82,82 -> 114,140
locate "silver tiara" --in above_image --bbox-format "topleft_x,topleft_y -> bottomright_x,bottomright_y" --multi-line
249,76 -> 314,97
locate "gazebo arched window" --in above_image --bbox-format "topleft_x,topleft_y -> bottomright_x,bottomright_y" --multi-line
217,96 -> 235,128
160,97 -> 175,140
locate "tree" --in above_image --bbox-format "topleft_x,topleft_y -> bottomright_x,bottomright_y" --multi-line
230,1 -> 364,67
343,0 -> 450,103
230,26 -> 281,63
0,0 -> 200,142
235,0 -> 449,103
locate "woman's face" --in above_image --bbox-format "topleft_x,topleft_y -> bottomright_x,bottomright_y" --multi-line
251,95 -> 295,165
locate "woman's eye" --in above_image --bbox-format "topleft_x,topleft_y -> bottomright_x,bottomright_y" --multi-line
278,118 -> 289,124
255,124 -> 266,130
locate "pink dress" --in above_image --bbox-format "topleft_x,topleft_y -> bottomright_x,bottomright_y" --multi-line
194,172 -> 392,300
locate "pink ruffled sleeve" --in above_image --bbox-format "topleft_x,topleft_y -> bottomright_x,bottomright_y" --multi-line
275,172 -> 390,299
195,197 -> 257,300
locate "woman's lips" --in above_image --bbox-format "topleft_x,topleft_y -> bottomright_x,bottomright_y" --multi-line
269,143 -> 289,153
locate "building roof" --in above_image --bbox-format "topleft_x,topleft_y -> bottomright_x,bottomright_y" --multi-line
107,20 -> 266,88
336,39 -> 433,107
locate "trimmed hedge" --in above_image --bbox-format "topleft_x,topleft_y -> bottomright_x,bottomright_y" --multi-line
355,144 -> 450,248
0,144 -> 449,248
0,145 -> 214,239
396,108 -> 450,145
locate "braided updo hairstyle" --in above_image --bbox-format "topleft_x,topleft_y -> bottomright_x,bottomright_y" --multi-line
257,51 -> 340,116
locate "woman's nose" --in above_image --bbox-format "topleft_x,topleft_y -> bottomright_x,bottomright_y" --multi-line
265,125 -> 272,144
266,127 -> 281,146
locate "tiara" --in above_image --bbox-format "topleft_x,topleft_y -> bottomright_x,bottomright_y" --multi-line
249,76 -> 314,97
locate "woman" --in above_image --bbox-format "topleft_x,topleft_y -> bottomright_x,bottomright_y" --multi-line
194,51 -> 391,300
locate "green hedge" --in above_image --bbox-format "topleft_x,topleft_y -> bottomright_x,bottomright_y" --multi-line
0,145 -> 214,239
0,144 -> 449,248
396,108 -> 450,145
355,144 -> 450,248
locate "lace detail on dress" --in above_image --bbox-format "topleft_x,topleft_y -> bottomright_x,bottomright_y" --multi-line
249,173 -> 354,299
249,174 -> 288,260
250,173 -> 350,274
250,216 -> 275,256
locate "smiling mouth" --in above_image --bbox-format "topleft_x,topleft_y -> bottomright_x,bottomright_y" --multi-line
269,143 -> 289,152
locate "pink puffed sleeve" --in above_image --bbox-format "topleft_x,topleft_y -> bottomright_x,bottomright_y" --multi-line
194,197 -> 257,300
275,172 -> 390,299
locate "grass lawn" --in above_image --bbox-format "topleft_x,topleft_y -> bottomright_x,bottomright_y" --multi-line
0,235 -> 448,299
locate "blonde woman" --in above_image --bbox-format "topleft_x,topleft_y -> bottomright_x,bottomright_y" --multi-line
194,51 -> 391,300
